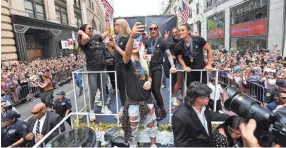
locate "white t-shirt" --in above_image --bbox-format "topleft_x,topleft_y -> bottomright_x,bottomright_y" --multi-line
208,83 -> 223,101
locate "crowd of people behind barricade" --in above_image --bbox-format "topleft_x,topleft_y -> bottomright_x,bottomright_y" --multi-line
212,48 -> 286,105
1,54 -> 85,104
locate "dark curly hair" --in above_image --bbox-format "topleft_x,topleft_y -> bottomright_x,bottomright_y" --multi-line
185,81 -> 212,107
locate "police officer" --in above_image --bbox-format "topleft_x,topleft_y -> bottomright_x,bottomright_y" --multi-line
1,111 -> 27,147
52,91 -> 72,125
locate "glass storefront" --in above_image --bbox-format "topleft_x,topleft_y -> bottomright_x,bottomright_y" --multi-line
230,0 -> 269,52
231,36 -> 266,52
207,11 -> 225,49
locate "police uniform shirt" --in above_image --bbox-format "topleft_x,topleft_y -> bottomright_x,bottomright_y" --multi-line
1,119 -> 28,147
53,98 -> 72,117
176,36 -> 207,69
80,35 -> 106,71
144,37 -> 169,70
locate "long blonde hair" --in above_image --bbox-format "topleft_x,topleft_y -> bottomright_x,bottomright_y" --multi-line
134,41 -> 149,75
115,19 -> 132,37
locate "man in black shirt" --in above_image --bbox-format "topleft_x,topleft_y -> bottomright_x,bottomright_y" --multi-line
144,23 -> 177,120
77,19 -> 111,121
176,24 -> 213,86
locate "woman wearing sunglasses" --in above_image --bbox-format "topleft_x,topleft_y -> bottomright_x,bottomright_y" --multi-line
213,115 -> 243,147
121,22 -> 158,148
77,18 -> 111,121
144,23 -> 177,121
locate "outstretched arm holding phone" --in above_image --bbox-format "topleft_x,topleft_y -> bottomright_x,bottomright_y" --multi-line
123,22 -> 145,64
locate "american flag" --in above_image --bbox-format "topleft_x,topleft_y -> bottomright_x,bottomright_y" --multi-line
103,0 -> 113,18
180,0 -> 190,24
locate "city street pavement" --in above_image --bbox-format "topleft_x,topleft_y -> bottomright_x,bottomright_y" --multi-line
18,81 -> 86,121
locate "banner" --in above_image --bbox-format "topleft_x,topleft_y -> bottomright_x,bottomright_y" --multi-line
207,28 -> 225,39
114,15 -> 177,36
231,19 -> 267,37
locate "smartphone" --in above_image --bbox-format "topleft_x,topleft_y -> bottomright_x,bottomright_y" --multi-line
136,17 -> 145,25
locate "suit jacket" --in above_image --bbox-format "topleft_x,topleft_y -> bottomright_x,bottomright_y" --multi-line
172,104 -> 229,147
25,111 -> 64,147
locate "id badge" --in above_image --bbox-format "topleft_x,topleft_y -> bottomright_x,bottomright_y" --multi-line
189,56 -> 194,63
146,54 -> 152,62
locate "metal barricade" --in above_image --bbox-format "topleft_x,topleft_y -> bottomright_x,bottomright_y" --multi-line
248,81 -> 265,102
169,69 -> 219,123
72,71 -> 119,123
18,81 -> 40,102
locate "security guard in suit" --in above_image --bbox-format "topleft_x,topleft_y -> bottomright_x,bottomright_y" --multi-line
1,111 -> 27,147
52,91 -> 72,125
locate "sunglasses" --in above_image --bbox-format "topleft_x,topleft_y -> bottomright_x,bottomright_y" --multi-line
31,109 -> 42,115
88,27 -> 93,30
149,27 -> 158,31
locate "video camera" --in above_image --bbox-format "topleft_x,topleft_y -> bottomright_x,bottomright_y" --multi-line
224,87 -> 286,147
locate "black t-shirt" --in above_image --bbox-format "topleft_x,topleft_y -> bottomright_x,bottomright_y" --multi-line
176,36 -> 207,69
80,35 -> 106,71
114,36 -> 129,64
123,61 -> 151,101
144,37 -> 169,68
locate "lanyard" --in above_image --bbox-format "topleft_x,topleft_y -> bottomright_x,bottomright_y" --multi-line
150,38 -> 159,54
132,61 -> 145,76
184,36 -> 193,58
116,36 -> 121,45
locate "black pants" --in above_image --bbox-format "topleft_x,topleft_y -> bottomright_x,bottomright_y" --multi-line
40,90 -> 54,108
151,68 -> 164,109
115,64 -> 126,106
186,71 -> 207,87
106,65 -> 116,89
208,99 -> 222,112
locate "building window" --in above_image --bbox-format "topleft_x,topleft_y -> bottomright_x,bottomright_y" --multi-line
91,2 -> 94,10
75,13 -> 82,28
74,0 -> 81,8
24,0 -> 45,20
196,3 -> 199,14
89,0 -> 91,8
230,0 -> 268,25
55,4 -> 68,25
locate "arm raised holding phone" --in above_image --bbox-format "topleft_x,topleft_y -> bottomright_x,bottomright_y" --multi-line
123,22 -> 145,64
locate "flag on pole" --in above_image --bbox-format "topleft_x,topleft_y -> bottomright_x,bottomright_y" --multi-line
103,0 -> 113,18
179,0 -> 190,24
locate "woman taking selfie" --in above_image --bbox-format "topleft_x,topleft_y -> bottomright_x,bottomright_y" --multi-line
213,115 -> 243,147
121,22 -> 158,148
77,18 -> 111,121
36,73 -> 54,110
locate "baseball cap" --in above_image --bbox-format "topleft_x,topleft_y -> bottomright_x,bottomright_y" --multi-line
56,90 -> 66,96
2,111 -> 18,122
276,80 -> 286,87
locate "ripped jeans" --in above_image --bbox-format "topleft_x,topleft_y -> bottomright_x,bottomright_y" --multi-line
128,104 -> 158,144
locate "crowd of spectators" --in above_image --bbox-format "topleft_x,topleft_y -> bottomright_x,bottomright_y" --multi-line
1,54 -> 85,104
212,48 -> 286,107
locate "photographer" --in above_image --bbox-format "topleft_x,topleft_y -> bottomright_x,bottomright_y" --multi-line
213,115 -> 243,147
36,73 -> 54,110
172,81 -> 229,147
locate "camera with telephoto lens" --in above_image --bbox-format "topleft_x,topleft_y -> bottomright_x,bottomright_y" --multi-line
224,87 -> 286,147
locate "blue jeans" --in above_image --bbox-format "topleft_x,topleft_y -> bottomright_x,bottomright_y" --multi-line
76,79 -> 83,89
128,104 -> 157,144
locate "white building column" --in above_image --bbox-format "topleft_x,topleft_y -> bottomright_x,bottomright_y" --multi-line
9,0 -> 28,16
66,0 -> 76,27
224,7 -> 230,50
81,0 -> 88,24
44,0 -> 57,23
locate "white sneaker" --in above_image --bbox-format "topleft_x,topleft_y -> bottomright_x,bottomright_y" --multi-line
96,102 -> 102,107
172,97 -> 179,106
129,142 -> 137,148
89,110 -> 96,121
150,144 -> 157,148
101,106 -> 112,114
